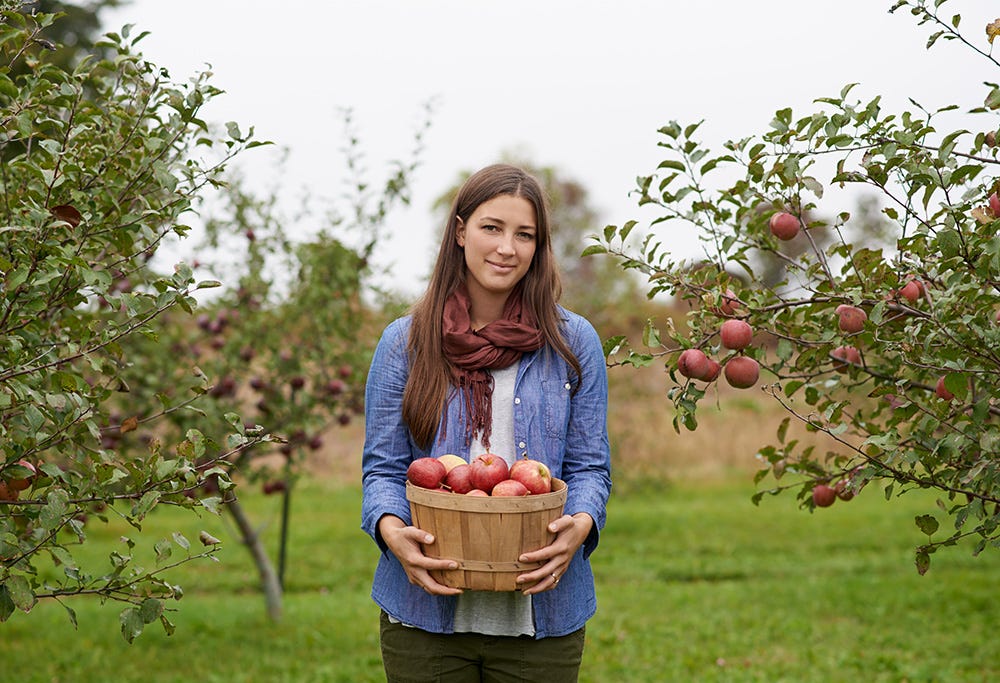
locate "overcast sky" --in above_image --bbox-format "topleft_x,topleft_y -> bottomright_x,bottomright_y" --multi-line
101,1 -> 997,296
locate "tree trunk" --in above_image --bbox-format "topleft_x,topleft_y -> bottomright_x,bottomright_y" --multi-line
224,494 -> 283,621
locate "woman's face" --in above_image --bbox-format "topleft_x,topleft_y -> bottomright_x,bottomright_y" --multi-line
456,193 -> 537,308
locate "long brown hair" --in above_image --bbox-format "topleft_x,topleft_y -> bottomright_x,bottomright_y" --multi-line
402,163 -> 583,449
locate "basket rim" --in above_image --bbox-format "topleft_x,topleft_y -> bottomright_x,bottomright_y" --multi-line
406,477 -> 566,513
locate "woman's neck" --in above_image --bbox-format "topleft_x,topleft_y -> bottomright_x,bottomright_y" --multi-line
468,293 -> 509,331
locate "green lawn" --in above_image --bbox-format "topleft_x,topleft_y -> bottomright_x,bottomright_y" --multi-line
1,477 -> 997,682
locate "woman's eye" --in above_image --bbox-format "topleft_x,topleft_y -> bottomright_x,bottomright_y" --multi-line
517,231 -> 536,241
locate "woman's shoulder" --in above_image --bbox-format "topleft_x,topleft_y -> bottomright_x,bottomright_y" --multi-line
556,305 -> 598,341
379,314 -> 413,341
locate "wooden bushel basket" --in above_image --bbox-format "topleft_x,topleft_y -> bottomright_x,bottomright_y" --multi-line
406,478 -> 567,591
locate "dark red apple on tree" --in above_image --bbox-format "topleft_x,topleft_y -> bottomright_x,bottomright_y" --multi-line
710,289 -> 741,317
509,456 -> 552,495
325,378 -> 345,396
470,453 -> 509,493
407,457 -> 447,489
724,356 -> 759,389
262,480 -> 287,495
720,319 -> 753,350
701,359 -> 722,383
935,376 -> 955,401
769,211 -> 800,240
0,480 -> 19,501
836,305 -> 867,334
677,348 -> 710,380
719,289 -> 741,316
492,479 -> 530,497
990,192 -> 1000,217
834,479 -> 855,502
831,345 -> 861,373
898,279 -> 923,303
812,483 -> 837,508
444,463 -> 476,494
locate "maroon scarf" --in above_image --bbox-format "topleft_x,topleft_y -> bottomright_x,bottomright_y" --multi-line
441,283 -> 544,448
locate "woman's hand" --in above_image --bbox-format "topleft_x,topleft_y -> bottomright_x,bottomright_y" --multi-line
515,512 -> 594,595
378,515 -> 464,596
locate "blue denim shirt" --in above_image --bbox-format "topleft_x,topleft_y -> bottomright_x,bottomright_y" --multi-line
360,307 -> 612,639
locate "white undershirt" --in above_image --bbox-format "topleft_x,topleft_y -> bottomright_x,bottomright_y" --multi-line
452,364 -> 535,636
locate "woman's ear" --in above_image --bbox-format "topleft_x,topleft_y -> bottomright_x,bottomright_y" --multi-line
455,216 -> 465,247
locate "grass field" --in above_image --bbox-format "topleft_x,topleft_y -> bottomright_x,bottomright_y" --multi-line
1,474 -> 997,683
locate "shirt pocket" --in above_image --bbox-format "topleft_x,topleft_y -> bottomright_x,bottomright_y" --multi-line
541,378 -> 572,442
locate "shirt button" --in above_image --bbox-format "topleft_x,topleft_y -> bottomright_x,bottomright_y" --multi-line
514,397 -> 521,405
564,383 -> 571,390
518,441 -> 526,449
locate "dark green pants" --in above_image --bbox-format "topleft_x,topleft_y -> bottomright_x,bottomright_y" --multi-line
379,611 -> 586,683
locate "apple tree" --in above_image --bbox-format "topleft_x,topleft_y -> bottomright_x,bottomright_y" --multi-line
113,112 -> 426,620
0,7 -> 268,641
589,0 -> 1000,573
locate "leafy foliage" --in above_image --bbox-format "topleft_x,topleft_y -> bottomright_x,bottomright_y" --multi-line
0,10 -> 266,640
592,0 -> 1000,572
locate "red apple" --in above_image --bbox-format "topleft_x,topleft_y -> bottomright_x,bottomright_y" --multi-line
677,348 -> 710,380
444,463 -> 476,494
719,289 -> 741,316
769,211 -> 800,240
720,319 -> 753,350
724,356 -> 760,389
898,279 -> 923,303
812,484 -> 837,508
492,479 -> 530,497
935,376 -> 955,401
0,480 -> 18,501
834,479 -> 855,502
262,480 -> 287,495
701,359 -> 722,383
990,192 -> 1000,218
509,457 -> 552,495
407,457 -> 447,489
836,305 -> 867,334
831,345 -> 861,373
469,453 -> 509,493
466,489 -> 489,497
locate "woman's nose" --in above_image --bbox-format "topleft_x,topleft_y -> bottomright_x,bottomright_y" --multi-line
497,233 -> 515,255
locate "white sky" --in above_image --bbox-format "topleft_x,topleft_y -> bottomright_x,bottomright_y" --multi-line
101,1 -> 998,296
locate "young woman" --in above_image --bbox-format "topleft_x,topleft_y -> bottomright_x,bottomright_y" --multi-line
361,164 -> 612,682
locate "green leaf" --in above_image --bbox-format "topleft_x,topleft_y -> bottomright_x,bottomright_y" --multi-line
642,320 -> 661,348
131,491 -> 160,520
915,549 -> 931,576
61,602 -> 78,629
915,514 -> 939,536
139,597 -> 163,624
5,575 -> 36,612
120,607 -> 145,643
39,489 -> 70,530
776,417 -> 790,444
0,585 -> 15,622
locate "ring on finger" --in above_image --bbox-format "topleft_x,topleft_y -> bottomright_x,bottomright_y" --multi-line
551,572 -> 560,585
